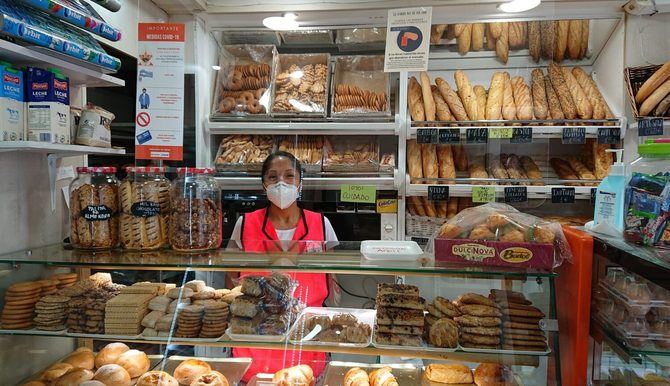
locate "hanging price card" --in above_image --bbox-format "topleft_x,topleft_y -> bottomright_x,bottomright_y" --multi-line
488,128 -> 513,139
638,118 -> 664,137
511,127 -> 533,143
597,127 -> 621,144
504,186 -> 528,203
562,127 -> 586,144
472,186 -> 496,203
416,128 -> 438,144
552,187 -> 576,203
427,185 -> 449,201
466,128 -> 488,144
438,128 -> 460,144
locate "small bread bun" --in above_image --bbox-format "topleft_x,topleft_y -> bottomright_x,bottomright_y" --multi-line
474,363 -> 517,386
174,359 -> 212,385
95,342 -> 130,368
94,364 -> 132,386
137,371 -> 180,386
54,368 -> 95,386
80,381 -> 106,386
40,362 -> 74,382
115,349 -> 150,378
190,371 -> 229,386
63,350 -> 95,370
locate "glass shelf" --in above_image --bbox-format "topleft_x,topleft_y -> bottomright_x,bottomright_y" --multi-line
0,243 -> 556,278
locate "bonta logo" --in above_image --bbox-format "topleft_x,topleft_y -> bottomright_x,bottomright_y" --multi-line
391,26 -> 423,52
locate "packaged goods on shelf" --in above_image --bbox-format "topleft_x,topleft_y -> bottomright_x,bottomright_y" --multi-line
323,136 -> 379,172
75,103 -> 115,148
0,62 -> 24,141
271,53 -> 330,116
435,203 -> 571,269
626,59 -> 670,119
289,307 -> 374,346
277,135 -> 323,174
214,135 -> 274,173
0,0 -> 121,71
25,67 -> 70,144
331,55 -> 390,117
211,45 -> 276,117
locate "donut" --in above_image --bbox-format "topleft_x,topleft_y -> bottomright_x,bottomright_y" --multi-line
255,88 -> 267,100
226,77 -> 242,91
238,91 -> 254,104
218,97 -> 236,113
247,99 -> 264,114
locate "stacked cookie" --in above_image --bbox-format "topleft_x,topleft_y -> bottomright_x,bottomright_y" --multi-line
53,273 -> 78,290
176,304 -> 204,338
34,295 -> 70,331
374,283 -> 425,347
105,289 -> 155,335
454,293 -> 503,350
200,301 -> 229,338
61,273 -> 124,334
425,296 -> 460,348
1,281 -> 42,330
490,289 -> 548,352
37,279 -> 60,296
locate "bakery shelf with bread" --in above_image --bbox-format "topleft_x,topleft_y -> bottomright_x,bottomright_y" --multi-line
626,59 -> 670,119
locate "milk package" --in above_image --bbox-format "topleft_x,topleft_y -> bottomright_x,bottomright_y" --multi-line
0,62 -> 24,141
26,67 -> 70,143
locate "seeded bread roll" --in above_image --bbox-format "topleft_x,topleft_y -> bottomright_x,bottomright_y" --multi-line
555,20 -> 569,62
420,72 -> 436,121
471,23 -> 485,51
407,139 -> 423,181
473,85 -> 487,121
567,20 -> 583,60
531,69 -> 549,119
496,22 -> 509,64
572,67 -> 605,119
437,145 -> 456,184
540,21 -> 556,60
436,77 -> 469,121
528,21 -> 541,62
580,20 -> 589,58
511,76 -> 533,120
486,72 -> 505,120
545,75 -> 565,120
502,72 -> 517,120
433,89 -> 454,121
561,66 -> 593,119
458,24 -> 472,55
548,63 -> 577,119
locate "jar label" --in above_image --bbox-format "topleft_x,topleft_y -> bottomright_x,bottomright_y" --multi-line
131,201 -> 161,217
81,205 -> 113,221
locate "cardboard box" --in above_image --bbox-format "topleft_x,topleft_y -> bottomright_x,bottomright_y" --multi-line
434,238 -> 555,270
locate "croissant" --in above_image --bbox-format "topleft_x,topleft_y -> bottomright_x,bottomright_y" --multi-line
272,365 -> 315,386
344,367 -> 370,386
369,367 -> 399,386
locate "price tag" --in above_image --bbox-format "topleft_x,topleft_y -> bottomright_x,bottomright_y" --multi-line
438,128 -> 461,144
591,188 -> 597,205
511,127 -> 533,144
427,185 -> 449,201
411,236 -> 429,245
131,201 -> 161,217
504,187 -> 528,203
597,127 -> 621,144
80,205 -> 113,221
416,128 -> 438,144
552,187 -> 576,204
638,118 -> 664,137
472,186 -> 496,203
340,184 -> 376,204
488,128 -> 513,139
562,127 -> 586,144
466,128 -> 488,144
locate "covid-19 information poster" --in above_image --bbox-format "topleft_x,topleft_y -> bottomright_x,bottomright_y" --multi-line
384,7 -> 432,72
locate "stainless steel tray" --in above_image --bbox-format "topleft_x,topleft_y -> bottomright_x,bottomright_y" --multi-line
322,361 -> 421,386
156,355 -> 252,386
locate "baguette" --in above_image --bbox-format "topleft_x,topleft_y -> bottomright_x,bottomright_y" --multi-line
520,156 -> 544,185
454,24 -> 467,37
531,69 -> 549,120
554,20 -> 569,62
437,145 -> 456,184
580,20 -> 589,58
502,72 -> 517,120
433,89 -> 454,121
420,72 -> 436,121
550,158 -> 579,182
408,196 -> 426,216
561,66 -> 593,119
446,24 -> 456,40
489,22 -> 503,39
486,72 -> 505,120
511,76 -> 533,120
447,198 -> 458,219
545,75 -> 565,120
473,85 -> 488,121
436,77 -> 469,121
503,154 -> 528,181
458,24 -> 473,55
572,67 -> 605,119
469,159 -> 489,184
431,24 -> 447,44
528,21 -> 541,63
636,59 -> 670,105
496,22 -> 509,64
455,70 -> 479,121
407,139 -> 423,180
453,144 -> 468,171
591,139 -> 613,179
548,63 -> 577,119
408,77 -> 425,121
422,144 -> 439,181
436,201 -> 447,218
487,156 -> 510,180
567,20 -> 583,60
423,198 -> 438,218
639,78 -> 670,116
583,139 -> 595,172
567,155 -> 596,180
472,23 -> 485,51
654,94 -> 670,116
485,24 -> 497,50
508,22 -> 525,49
540,21 -> 556,60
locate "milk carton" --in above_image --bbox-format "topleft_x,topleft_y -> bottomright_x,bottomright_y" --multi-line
26,67 -> 70,143
0,62 -> 24,141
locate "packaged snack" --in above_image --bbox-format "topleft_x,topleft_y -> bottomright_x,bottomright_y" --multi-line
271,53 -> 330,116
213,135 -> 274,173
331,55 -> 390,116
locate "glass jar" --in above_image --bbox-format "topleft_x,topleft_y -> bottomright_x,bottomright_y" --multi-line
119,166 -> 171,251
624,138 -> 670,248
170,168 -> 222,252
69,167 -> 119,250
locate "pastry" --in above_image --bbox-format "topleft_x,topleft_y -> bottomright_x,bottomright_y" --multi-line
374,332 -> 422,346
636,59 -> 670,105
136,371 -> 179,386
561,66 -> 593,119
369,367 -> 399,386
474,363 -> 517,386
344,367 -> 370,386
272,365 -> 314,386
376,294 -> 425,310
273,61 -> 328,113
461,326 -> 502,336
455,293 -> 496,308
190,371 -> 229,386
375,324 -> 423,335
334,84 -> 387,113
531,69 -> 549,119
434,296 -> 461,318
460,332 -> 501,346
375,307 -> 424,326
377,283 -> 420,297
429,318 -> 459,348
93,364 -> 131,386
174,359 -> 212,386
423,364 -> 473,384
459,304 -> 503,317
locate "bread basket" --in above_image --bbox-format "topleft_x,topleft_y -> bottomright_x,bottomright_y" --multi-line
625,64 -> 670,120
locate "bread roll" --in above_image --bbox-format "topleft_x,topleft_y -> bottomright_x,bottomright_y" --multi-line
136,371 -> 179,386
95,342 -> 130,368
654,94 -> 670,116
485,24 -> 497,50
640,78 -> 670,116
545,75 -> 565,120
80,382 -> 106,386
436,77 -> 469,121
422,144 -> 439,181
458,24 -> 472,55
173,359 -> 212,386
407,140 -> 423,180
486,72 -> 505,120
636,59 -> 670,105
424,364 -> 473,384
528,21 -> 541,62
430,24 -> 447,44
469,159 -> 489,183
521,156 -> 544,185
472,23 -> 485,51
555,20 -> 569,62
190,371 -> 229,386
63,350 -> 95,370
93,364 -> 131,386
433,89 -> 454,121
572,67 -> 605,119
369,367 -> 398,386
473,85 -> 487,121
447,198 -> 459,219
548,63 -> 577,119
567,20 -> 583,60
408,77 -> 425,121
474,363 -> 515,386
344,367 -> 370,386
496,22 -> 509,64
40,363 -> 74,382
273,365 -> 314,386
561,66 -> 593,119
455,70 -> 479,121
54,369 -> 95,386
437,145 -> 456,184
541,21 -> 557,59
454,144 -> 468,171
502,72 -> 517,120
531,69 -> 549,120
116,349 -> 150,379
423,199 -> 438,218
580,19 -> 589,58
420,72 -> 436,121
454,24 -> 467,37
511,76 -> 533,120
408,196 -> 426,216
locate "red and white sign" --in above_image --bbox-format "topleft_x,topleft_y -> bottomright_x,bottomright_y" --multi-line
135,23 -> 185,161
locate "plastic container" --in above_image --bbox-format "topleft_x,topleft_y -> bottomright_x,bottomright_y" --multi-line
276,135 -> 323,174
322,136 -> 380,172
331,55 -> 390,117
170,168 -> 222,252
624,138 -> 670,247
69,167 -> 119,250
119,167 -> 171,251
360,240 -> 423,261
213,135 -> 275,173
288,307 -> 375,347
271,53 -> 330,116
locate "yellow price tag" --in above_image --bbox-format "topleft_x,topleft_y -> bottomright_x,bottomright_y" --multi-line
472,186 -> 496,203
488,128 -> 513,139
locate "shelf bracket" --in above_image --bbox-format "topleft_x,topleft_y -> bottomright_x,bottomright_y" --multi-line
47,153 -> 62,212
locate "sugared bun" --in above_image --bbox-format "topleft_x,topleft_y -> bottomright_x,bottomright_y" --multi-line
54,368 -> 95,386
40,362 -> 74,382
137,370 -> 180,386
116,349 -> 150,378
95,342 -> 130,368
93,364 -> 132,386
80,382 -> 106,386
63,350 -> 95,370
174,359 -> 212,385
190,371 -> 229,386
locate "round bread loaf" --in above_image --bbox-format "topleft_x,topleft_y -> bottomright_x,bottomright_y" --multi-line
95,342 -> 130,368
137,370 -> 180,386
174,359 -> 212,385
62,350 -> 95,370
54,368 -> 95,386
115,349 -> 150,378
190,371 -> 229,386
94,364 -> 131,386
474,363 -> 517,386
40,362 -> 73,382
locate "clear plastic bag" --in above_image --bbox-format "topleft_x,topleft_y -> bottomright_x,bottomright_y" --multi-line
336,28 -> 387,45
322,136 -> 380,172
271,54 -> 330,116
211,45 -> 276,117
331,55 -> 390,116
213,135 -> 275,172
277,135 -> 323,174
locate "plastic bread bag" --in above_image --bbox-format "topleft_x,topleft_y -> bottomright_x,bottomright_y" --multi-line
331,55 -> 390,116
322,136 -> 380,172
336,27 -> 387,45
277,135 -> 323,173
213,135 -> 275,172
431,203 -> 573,267
237,272 -> 299,303
272,53 -> 330,116
211,45 -> 276,117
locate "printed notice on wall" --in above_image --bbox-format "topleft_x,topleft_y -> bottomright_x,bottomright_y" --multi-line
384,7 -> 432,72
135,23 -> 185,161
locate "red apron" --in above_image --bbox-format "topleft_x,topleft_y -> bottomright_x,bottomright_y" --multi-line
234,208 -> 328,383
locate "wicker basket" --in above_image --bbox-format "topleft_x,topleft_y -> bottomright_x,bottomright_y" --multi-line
625,64 -> 670,119
406,214 -> 447,238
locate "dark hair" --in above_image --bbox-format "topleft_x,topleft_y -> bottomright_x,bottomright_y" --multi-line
142,88 -> 146,92
261,151 -> 303,183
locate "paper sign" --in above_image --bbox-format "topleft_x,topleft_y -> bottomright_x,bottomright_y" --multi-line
638,118 -> 664,137
472,186 -> 496,203
135,23 -> 185,161
427,186 -> 449,201
488,128 -> 513,139
341,185 -> 377,204
384,7 -> 432,72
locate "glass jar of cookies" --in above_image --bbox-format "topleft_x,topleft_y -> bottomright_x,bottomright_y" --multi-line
69,167 -> 120,250
119,167 -> 171,251
170,168 -> 222,252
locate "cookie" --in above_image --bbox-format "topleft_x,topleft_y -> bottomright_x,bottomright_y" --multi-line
39,295 -> 70,303
461,343 -> 502,350
455,293 -> 497,308
502,339 -> 548,347
503,321 -> 542,330
37,324 -> 66,331
503,308 -> 545,318
3,303 -> 37,311
460,333 -> 501,345
502,343 -> 547,351
7,281 -> 42,293
503,328 -> 545,336
1,321 -> 34,329
458,305 -> 502,318
460,326 -> 502,336
505,333 -> 546,342
504,315 -> 543,325
192,291 -> 216,300
2,310 -> 35,318
454,315 -> 501,327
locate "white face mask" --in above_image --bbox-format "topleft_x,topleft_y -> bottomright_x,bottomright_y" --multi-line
265,181 -> 299,209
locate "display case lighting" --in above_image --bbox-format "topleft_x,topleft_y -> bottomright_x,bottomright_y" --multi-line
262,12 -> 299,30
498,0 -> 541,13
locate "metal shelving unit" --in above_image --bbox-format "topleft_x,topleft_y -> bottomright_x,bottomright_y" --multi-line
0,141 -> 126,156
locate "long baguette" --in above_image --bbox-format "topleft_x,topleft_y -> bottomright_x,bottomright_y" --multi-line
408,77 -> 425,121
554,20 -> 569,62
437,145 -> 456,184
458,24 -> 473,55
636,59 -> 670,105
520,156 -> 544,185
502,72 -> 517,120
408,196 -> 426,216
572,67 -> 605,119
548,63 -> 577,119
454,24 -> 467,37
561,66 -> 593,119
436,201 -> 447,218
431,24 -> 447,44
654,94 -> 670,116
640,78 -> 670,116
436,77 -> 469,121
496,22 -> 509,64
567,155 -> 596,180
489,22 -> 503,39
422,144 -> 439,182
531,69 -> 549,120
455,70 -> 479,121
540,21 -> 556,60
423,199 -> 438,217
528,21 -> 541,63
433,89 -> 454,121
580,20 -> 589,58
453,144 -> 468,171
508,22 -> 525,49
544,75 -> 565,120
473,85 -> 488,121
472,23 -> 485,51
486,72 -> 505,120
407,139 -> 423,180
485,24 -> 497,50
511,76 -> 533,120
420,72 -> 436,121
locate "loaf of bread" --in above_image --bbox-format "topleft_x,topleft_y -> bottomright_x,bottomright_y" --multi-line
447,198 -> 459,219
485,24 -> 497,50
654,94 -> 670,116
430,24 -> 447,44
567,155 -> 596,181
636,59 -> 670,105
469,159 -> 489,183
580,20 -> 589,58
540,21 -> 556,60
454,24 -> 467,37
521,156 -> 544,185
437,145 -> 456,184
424,199 -> 438,218
424,364 -> 473,384
471,23 -> 485,51
486,72 -> 505,120
548,63 -> 577,119
408,77 -> 425,121
487,155 -> 510,180
420,72 -> 436,121
508,22 -> 525,49
571,67 -> 605,119
531,69 -> 549,119
640,78 -> 670,116
432,89 -> 453,121
407,140 -> 423,180
436,201 -> 447,218
455,70 -> 479,121
453,144 -> 468,171
473,85 -> 487,121
528,21 -> 541,63
502,72 -> 517,120
555,20 -> 569,62
408,196 -> 426,216
489,22 -> 503,39
567,20 -> 583,60
551,158 -> 579,182
458,24 -> 472,55
422,144 -> 439,181
588,139 -> 613,179
511,76 -> 533,120
561,66 -> 593,119
545,75 -> 565,120
436,77 -> 469,121
496,22 -> 509,64
503,154 -> 528,181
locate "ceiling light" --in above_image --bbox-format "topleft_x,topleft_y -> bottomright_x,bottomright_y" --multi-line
498,0 -> 541,13
212,65 -> 221,70
263,12 -> 299,31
